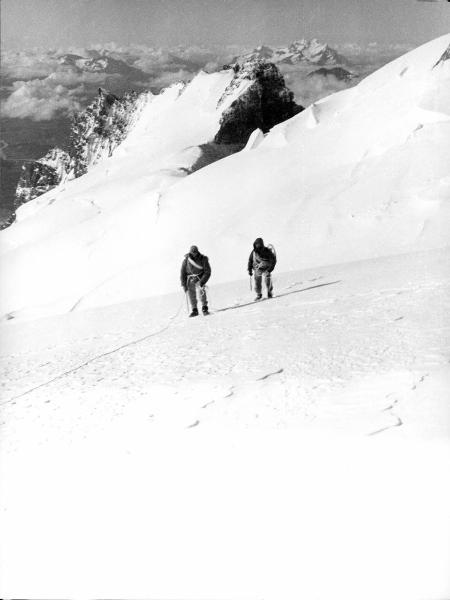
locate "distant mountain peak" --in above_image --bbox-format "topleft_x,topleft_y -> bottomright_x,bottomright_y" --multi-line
237,39 -> 348,67
57,52 -> 145,78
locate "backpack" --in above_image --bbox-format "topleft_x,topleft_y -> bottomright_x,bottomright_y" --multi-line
267,243 -> 276,261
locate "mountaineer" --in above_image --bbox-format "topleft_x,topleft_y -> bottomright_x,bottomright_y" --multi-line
181,245 -> 211,316
248,237 -> 276,300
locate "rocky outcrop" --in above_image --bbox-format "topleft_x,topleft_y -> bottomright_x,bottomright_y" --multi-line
307,67 -> 358,82
11,62 -> 301,224
214,59 -> 303,144
70,87 -> 143,177
13,88 -> 145,216
0,208 -> 15,230
15,148 -> 71,209
433,43 -> 450,68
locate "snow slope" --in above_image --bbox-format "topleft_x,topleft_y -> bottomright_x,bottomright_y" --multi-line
1,248 -> 449,599
1,35 -> 449,319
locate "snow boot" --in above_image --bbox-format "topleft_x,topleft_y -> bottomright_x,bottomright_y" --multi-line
254,294 -> 262,301
202,305 -> 209,316
267,291 -> 273,298
189,307 -> 199,317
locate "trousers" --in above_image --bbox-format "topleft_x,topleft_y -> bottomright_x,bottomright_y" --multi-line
254,269 -> 273,295
187,276 -> 208,309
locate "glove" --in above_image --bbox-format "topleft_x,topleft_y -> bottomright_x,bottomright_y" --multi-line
248,270 -> 253,276
182,285 -> 187,292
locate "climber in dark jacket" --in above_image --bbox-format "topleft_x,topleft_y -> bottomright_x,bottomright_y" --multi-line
181,245 -> 211,316
248,237 -> 276,300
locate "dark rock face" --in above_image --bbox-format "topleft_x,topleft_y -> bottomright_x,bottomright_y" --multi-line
13,88 -> 144,217
15,148 -> 71,209
307,67 -> 358,82
214,59 -> 303,145
0,208 -> 16,230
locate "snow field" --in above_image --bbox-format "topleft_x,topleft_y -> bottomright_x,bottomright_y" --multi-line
1,249 -> 449,598
1,431 -> 449,600
1,248 -> 448,438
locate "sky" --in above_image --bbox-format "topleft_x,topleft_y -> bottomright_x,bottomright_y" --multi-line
2,0 -> 450,50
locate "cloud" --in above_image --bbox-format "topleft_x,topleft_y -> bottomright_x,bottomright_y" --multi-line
47,70 -> 112,87
279,40 -> 420,108
149,69 -> 196,89
1,77 -> 84,120
2,50 -> 61,80
2,41 -> 410,120
280,66 -> 354,108
333,41 -> 413,70
1,49 -> 120,86
204,60 -> 222,73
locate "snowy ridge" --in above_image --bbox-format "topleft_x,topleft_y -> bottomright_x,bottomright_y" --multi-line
13,89 -> 148,217
69,88 -> 147,177
1,35 -> 449,320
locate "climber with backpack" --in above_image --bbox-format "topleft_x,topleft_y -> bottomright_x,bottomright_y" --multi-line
181,245 -> 211,317
248,237 -> 277,300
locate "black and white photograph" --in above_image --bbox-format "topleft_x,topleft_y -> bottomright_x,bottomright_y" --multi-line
1,1 -> 449,598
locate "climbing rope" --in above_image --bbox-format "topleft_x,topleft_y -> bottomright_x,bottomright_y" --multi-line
1,295 -> 186,406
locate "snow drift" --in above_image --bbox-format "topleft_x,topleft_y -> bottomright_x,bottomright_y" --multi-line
0,35 -> 449,319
